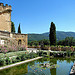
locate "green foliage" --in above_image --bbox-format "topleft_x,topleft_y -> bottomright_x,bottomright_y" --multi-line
66,50 -> 71,57
12,58 -> 17,63
5,57 -> 11,65
56,31 -> 75,41
0,59 -> 5,66
28,34 -> 49,41
20,54 -> 27,61
18,24 -> 21,33
0,52 -> 39,66
49,22 -> 56,46
28,39 -> 50,46
37,51 -> 44,56
16,56 -> 21,62
0,51 -> 27,59
19,52 -> 38,61
11,22 -> 15,33
28,41 -> 35,46
34,41 -> 39,46
28,52 -> 38,58
57,37 -> 75,46
39,39 -> 50,45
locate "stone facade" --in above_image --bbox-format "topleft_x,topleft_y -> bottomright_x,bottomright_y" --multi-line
0,3 -> 28,48
0,3 -> 11,32
0,31 -> 28,48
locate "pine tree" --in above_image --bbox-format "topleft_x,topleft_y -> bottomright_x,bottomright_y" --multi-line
11,22 -> 15,33
49,22 -> 56,46
18,24 -> 21,33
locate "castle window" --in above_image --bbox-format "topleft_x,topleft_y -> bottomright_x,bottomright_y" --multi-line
18,39 -> 21,45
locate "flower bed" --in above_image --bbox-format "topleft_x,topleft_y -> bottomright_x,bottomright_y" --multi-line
0,45 -> 26,54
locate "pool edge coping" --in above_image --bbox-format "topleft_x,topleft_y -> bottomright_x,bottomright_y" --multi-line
0,57 -> 42,70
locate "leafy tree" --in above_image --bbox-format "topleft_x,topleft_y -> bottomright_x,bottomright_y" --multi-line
49,22 -> 56,46
18,24 -> 21,33
39,39 -> 50,45
34,41 -> 39,46
43,39 -> 50,45
28,41 -> 34,46
11,22 -> 15,33
57,37 -> 75,46
28,39 -> 50,46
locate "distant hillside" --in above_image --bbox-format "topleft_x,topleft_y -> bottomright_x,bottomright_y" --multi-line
28,34 -> 48,41
28,31 -> 75,41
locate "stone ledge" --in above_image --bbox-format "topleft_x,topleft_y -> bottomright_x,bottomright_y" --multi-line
0,57 -> 42,70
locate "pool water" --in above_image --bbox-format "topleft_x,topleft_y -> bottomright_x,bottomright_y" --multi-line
0,57 -> 74,75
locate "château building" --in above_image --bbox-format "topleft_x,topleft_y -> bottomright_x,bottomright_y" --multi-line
0,3 -> 27,48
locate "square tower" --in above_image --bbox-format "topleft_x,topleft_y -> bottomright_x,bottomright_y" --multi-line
0,3 -> 12,32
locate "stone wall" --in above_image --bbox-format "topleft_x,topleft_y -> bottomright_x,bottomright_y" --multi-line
0,31 -> 28,48
12,33 -> 28,48
0,31 -> 10,37
0,3 -> 11,32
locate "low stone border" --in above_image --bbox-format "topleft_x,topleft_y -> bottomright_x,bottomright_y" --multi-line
0,57 -> 42,70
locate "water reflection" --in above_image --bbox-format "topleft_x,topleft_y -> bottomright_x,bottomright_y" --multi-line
50,58 -> 57,75
0,63 -> 28,75
0,57 -> 74,75
50,58 -> 74,75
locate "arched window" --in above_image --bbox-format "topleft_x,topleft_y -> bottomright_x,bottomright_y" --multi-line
18,39 -> 21,45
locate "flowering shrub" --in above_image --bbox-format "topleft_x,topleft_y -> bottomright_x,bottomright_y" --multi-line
0,45 -> 8,53
18,45 -> 26,51
0,45 -> 26,53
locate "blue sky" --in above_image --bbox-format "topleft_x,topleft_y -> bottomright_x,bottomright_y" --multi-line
0,0 -> 75,34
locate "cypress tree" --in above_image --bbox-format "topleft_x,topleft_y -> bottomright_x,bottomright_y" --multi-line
49,22 -> 56,46
18,24 -> 21,33
11,22 -> 15,33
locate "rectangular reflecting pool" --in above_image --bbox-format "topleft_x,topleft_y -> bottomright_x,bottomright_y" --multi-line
0,57 -> 74,75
